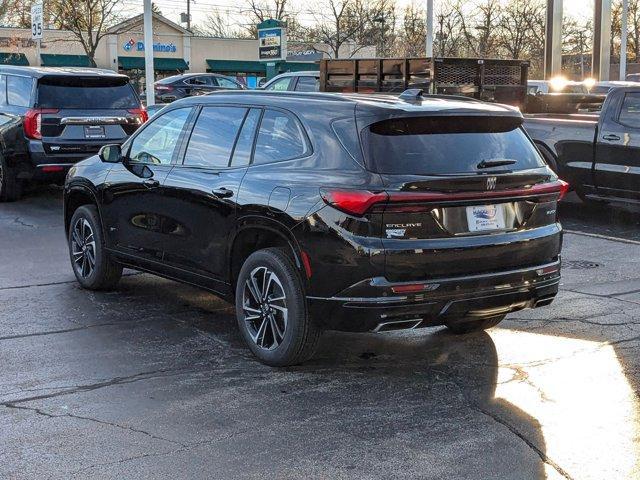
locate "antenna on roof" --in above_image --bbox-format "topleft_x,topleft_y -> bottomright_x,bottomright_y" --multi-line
399,89 -> 424,101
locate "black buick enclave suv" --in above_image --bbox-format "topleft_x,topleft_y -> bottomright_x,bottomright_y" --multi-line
64,90 -> 566,366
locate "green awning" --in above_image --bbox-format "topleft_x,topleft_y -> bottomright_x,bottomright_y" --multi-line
118,56 -> 188,71
207,59 -> 266,74
41,54 -> 91,67
0,53 -> 29,66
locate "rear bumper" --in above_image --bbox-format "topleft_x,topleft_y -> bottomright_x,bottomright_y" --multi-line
308,259 -> 561,332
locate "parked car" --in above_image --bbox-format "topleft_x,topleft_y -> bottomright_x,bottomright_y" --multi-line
525,86 -> 640,205
261,71 -> 320,92
527,79 -> 588,95
142,73 -> 246,104
584,80 -> 640,95
64,90 -> 565,366
0,66 -> 146,202
145,103 -> 167,118
626,73 -> 640,82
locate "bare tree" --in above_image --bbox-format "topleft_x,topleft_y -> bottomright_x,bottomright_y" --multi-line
497,0 -> 545,60
48,0 -> 125,67
434,0 -> 463,57
304,0 -> 371,58
397,3 -> 425,57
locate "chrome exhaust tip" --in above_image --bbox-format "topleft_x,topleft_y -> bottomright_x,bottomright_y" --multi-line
373,319 -> 423,333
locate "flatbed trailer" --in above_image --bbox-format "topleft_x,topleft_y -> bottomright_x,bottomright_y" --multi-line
319,57 -> 529,106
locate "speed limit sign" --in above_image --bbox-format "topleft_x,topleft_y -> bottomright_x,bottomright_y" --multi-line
31,3 -> 43,39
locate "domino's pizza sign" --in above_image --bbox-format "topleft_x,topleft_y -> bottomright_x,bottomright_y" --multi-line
122,38 -> 177,53
258,27 -> 286,61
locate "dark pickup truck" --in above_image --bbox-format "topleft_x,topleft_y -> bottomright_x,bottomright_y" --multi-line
524,86 -> 640,204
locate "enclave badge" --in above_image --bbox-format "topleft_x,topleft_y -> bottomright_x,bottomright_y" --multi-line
486,176 -> 497,190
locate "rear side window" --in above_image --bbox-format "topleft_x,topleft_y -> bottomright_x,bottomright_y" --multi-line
253,109 -> 308,165
7,75 -> 33,107
183,106 -> 247,168
618,93 -> 640,128
217,77 -> 240,89
265,77 -> 291,91
361,116 -> 545,175
231,109 -> 261,166
295,76 -> 319,92
36,77 -> 138,109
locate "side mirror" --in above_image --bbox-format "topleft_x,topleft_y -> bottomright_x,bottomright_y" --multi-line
99,144 -> 122,163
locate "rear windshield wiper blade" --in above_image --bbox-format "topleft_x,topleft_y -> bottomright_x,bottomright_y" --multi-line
476,159 -> 518,169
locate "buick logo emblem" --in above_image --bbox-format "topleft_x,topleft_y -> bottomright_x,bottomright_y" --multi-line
486,176 -> 497,190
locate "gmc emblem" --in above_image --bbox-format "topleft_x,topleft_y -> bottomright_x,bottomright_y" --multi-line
486,176 -> 497,190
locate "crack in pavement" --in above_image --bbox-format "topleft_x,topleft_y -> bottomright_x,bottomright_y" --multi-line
4,403 -> 185,447
0,272 -> 143,292
0,367 -> 190,407
562,287 -> 640,306
0,320 -> 148,342
471,405 -> 574,480
13,216 -> 35,228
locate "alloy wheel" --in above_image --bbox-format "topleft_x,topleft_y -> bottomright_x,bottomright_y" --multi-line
242,266 -> 288,350
71,218 -> 96,278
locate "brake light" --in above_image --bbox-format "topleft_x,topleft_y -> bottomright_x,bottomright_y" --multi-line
320,189 -> 388,216
128,107 -> 148,124
321,181 -> 569,217
155,85 -> 173,92
558,179 -> 570,201
24,108 -> 58,140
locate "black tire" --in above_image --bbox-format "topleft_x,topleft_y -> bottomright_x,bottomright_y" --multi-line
445,315 -> 506,335
235,248 -> 321,367
68,205 -> 122,290
0,154 -> 22,202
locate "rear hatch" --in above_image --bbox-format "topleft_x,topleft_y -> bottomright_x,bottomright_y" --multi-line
34,75 -> 145,156
359,113 -> 565,282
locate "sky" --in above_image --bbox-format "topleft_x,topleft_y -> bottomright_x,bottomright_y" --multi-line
120,0 -> 594,34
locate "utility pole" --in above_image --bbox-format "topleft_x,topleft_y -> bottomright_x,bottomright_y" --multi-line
426,0 -> 434,57
621,0 -> 628,80
143,0 -> 155,106
187,0 -> 191,31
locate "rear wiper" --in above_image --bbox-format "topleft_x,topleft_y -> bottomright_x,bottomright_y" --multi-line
476,159 -> 517,169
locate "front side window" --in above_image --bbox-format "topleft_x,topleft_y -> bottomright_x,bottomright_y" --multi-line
7,75 -> 33,107
265,77 -> 291,91
183,106 -> 247,168
618,93 -> 640,128
253,109 -> 307,165
128,107 -> 191,165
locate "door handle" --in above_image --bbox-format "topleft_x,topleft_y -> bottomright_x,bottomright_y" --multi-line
212,187 -> 233,198
143,178 -> 160,188
602,134 -> 621,141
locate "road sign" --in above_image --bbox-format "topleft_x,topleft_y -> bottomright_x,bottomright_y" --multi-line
31,3 -> 43,40
258,26 -> 286,62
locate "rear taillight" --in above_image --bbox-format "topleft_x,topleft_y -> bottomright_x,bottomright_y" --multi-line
321,181 -> 570,217
155,85 -> 173,92
24,108 -> 59,140
320,189 -> 388,216
128,107 -> 149,124
557,179 -> 570,201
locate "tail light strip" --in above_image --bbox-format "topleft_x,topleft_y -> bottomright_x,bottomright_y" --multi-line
321,180 -> 570,217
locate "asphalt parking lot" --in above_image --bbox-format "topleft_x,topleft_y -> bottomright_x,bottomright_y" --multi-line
1,187 -> 639,480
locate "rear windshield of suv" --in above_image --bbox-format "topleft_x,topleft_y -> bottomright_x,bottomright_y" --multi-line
361,116 -> 545,175
36,76 -> 139,109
